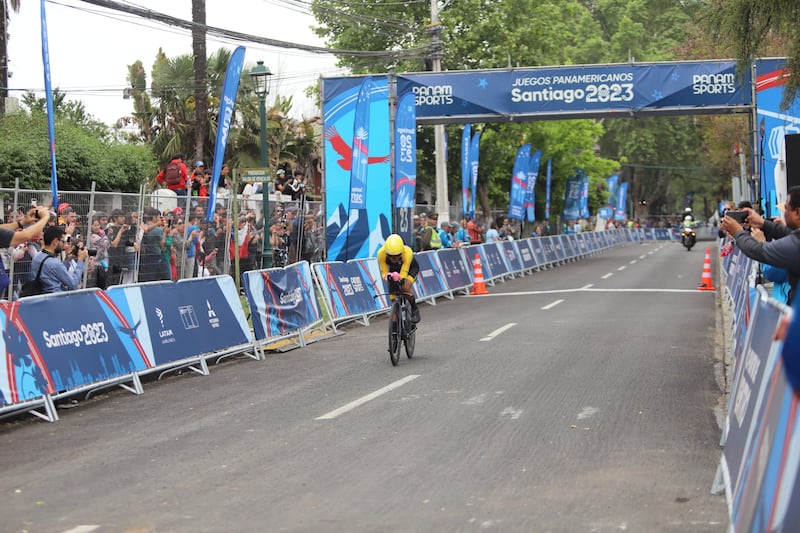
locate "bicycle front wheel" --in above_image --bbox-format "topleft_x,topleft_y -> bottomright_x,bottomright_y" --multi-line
388,301 -> 401,366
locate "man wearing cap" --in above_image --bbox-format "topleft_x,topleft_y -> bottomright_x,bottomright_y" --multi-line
418,212 -> 442,251
191,162 -> 208,199
438,221 -> 453,248
58,205 -> 82,242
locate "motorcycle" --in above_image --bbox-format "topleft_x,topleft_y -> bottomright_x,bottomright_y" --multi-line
681,226 -> 696,251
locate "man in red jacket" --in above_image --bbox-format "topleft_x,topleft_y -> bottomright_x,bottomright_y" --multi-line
156,153 -> 190,196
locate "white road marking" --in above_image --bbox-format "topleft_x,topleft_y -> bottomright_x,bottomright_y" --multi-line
585,288 -> 708,293
61,527 -> 100,533
463,393 -> 489,405
639,255 -> 647,259
601,273 -> 613,279
481,287 -> 711,297
316,375 -> 420,420
617,265 -> 627,271
480,322 -> 517,342
577,407 -> 599,420
541,299 -> 564,310
629,260 -> 637,265
501,407 -> 523,419
581,284 -> 593,289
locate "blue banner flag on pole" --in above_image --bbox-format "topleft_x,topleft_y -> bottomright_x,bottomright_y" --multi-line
614,182 -> 628,220
461,124 -> 472,218
349,77 -> 373,211
545,158 -> 552,221
393,92 -> 417,208
579,173 -> 590,219
562,174 -> 582,221
606,174 -> 619,208
206,46 -> 246,222
525,149 -> 542,223
469,131 -> 481,220
508,144 -> 531,220
40,0 -> 59,210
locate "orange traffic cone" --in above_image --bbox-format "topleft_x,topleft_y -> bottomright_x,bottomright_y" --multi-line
697,248 -> 716,291
470,253 -> 489,295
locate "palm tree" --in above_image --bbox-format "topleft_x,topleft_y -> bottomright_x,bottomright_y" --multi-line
126,47 -> 322,179
149,50 -> 196,161
191,0 -> 208,166
0,0 -> 22,118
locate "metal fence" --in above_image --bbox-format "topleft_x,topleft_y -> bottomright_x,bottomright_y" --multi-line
2,184 -> 655,299
0,185 -> 324,299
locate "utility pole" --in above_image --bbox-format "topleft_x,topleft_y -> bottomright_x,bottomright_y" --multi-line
0,0 -> 7,118
429,0 -> 449,223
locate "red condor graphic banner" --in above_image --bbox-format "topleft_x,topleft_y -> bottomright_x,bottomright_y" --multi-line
322,77 -> 392,261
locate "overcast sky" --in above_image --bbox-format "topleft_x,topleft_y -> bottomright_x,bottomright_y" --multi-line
7,0 -> 345,125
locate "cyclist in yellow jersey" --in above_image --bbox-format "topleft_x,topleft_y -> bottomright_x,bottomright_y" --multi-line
377,234 -> 421,323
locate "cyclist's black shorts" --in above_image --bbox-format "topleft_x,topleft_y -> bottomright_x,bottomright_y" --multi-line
387,256 -> 419,280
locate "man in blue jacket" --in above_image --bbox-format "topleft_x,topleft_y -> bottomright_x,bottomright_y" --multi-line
30,226 -> 89,293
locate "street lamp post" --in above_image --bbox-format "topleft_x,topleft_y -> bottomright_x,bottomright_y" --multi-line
249,60 -> 273,269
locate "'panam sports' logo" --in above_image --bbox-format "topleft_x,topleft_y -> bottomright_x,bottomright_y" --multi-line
413,84 -> 454,106
692,73 -> 735,95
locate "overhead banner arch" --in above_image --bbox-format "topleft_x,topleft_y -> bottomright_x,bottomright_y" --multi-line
396,60 -> 751,124
320,59 -> 792,259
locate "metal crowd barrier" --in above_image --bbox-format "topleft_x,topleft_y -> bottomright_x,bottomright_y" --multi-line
712,243 -> 800,531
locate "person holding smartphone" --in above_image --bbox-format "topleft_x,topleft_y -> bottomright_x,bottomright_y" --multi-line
720,186 -> 800,304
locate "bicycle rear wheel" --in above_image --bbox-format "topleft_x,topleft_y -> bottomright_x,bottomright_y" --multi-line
404,321 -> 415,359
388,302 -> 401,366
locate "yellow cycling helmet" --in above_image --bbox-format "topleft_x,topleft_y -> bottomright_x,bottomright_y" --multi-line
384,234 -> 404,255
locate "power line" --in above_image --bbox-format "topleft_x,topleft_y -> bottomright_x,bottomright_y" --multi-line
74,0 -> 433,59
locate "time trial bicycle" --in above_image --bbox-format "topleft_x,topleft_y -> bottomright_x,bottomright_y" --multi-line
386,275 -> 416,366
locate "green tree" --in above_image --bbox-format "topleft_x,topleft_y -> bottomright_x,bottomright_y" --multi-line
312,0 -> 430,73
703,0 -> 800,109
0,100 -> 155,192
125,47 -> 320,185
312,0 -> 620,218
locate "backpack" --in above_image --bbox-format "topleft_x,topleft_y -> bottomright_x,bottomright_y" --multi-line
20,256 -> 51,298
164,162 -> 182,186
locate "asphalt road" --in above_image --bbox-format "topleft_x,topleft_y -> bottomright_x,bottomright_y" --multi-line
1,240 -> 729,533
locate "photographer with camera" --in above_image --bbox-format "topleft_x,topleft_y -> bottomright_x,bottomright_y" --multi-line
106,209 -> 132,286
28,225 -> 90,294
720,186 -> 800,304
